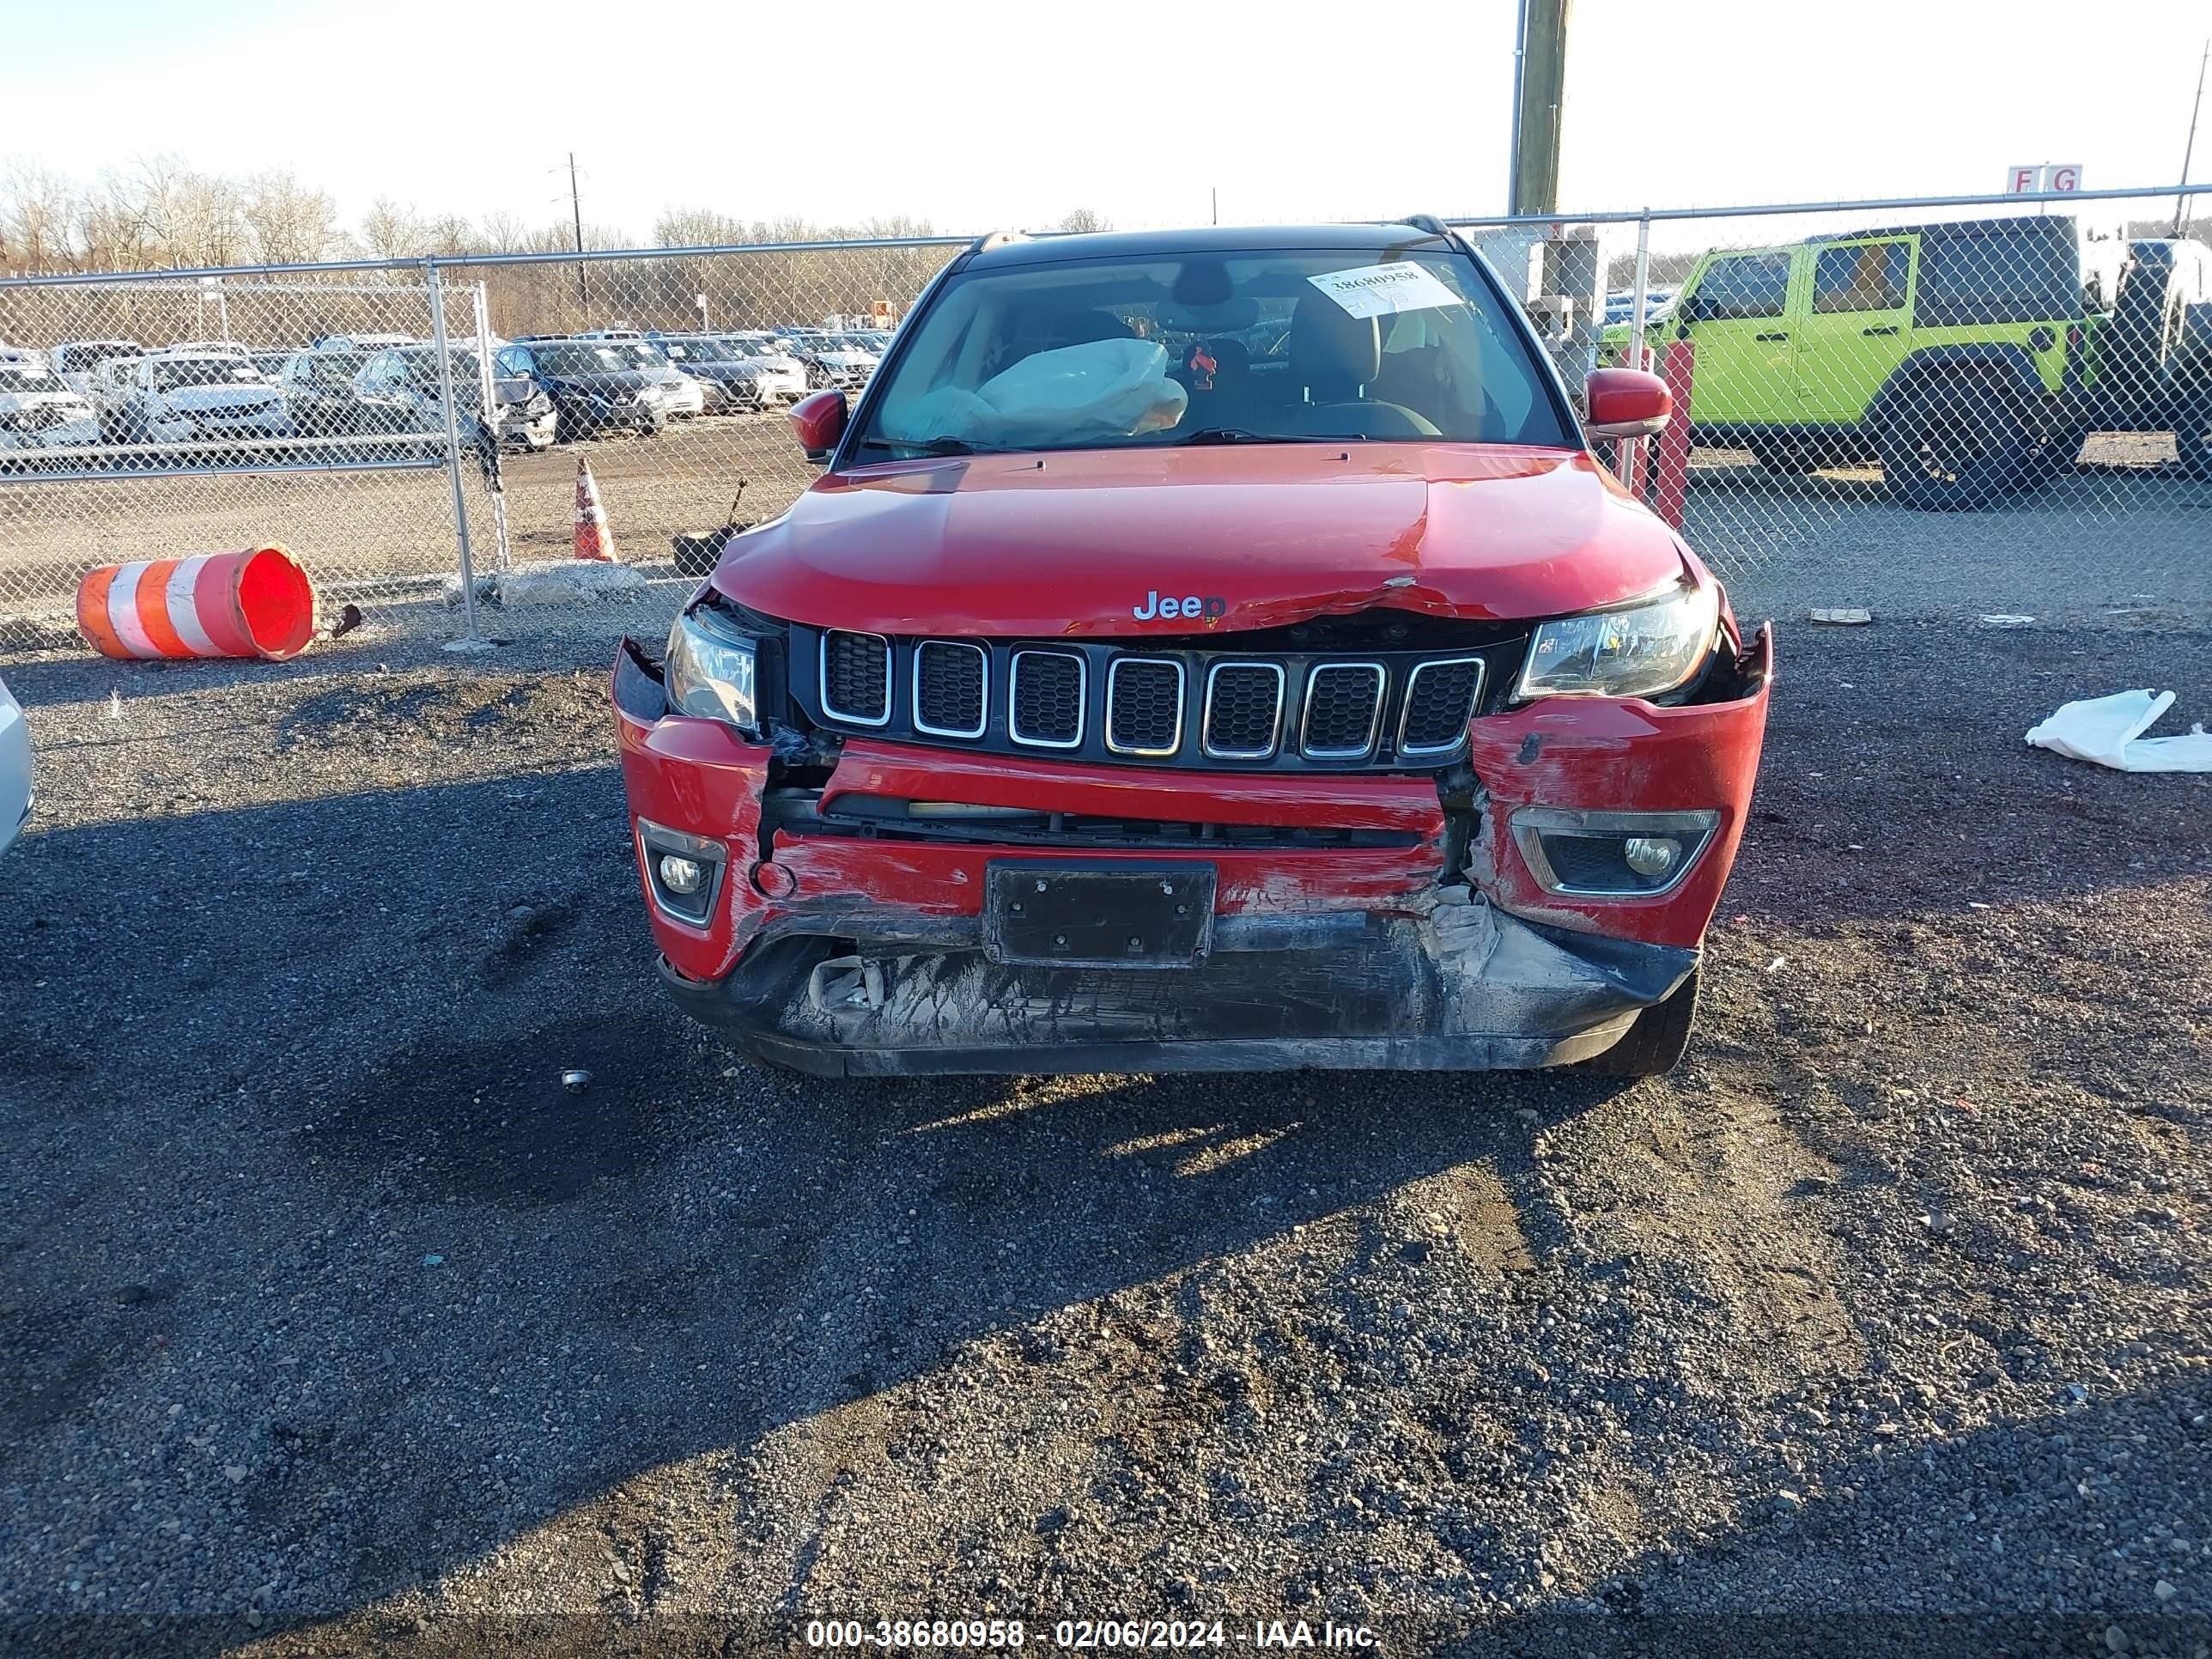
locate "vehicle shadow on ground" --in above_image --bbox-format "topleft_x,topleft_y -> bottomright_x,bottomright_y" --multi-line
1464,1381 -> 2211,1659
2,767 -> 1630,1650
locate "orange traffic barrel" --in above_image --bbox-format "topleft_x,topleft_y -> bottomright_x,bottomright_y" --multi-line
76,544 -> 317,662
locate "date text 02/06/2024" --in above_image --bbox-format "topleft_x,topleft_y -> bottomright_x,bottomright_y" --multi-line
803,1618 -> 1381,1649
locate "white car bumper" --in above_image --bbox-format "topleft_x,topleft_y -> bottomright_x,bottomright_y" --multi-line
0,678 -> 30,858
0,416 -> 99,451
152,409 -> 294,442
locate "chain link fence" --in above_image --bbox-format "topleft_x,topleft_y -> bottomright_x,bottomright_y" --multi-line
3,185 -> 2207,648
1457,182 -> 2212,623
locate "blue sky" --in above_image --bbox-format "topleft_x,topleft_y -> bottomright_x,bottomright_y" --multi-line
5,0 -> 2208,237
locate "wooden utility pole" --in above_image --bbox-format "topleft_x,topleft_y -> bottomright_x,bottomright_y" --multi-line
1510,0 -> 1571,216
2178,39 -> 2209,236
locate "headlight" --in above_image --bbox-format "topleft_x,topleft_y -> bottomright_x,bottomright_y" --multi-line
665,606 -> 759,734
1517,580 -> 1719,701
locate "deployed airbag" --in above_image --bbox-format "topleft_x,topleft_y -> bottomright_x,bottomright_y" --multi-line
902,339 -> 1188,447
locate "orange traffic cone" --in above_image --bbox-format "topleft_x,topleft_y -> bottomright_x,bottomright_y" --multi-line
574,459 -> 617,562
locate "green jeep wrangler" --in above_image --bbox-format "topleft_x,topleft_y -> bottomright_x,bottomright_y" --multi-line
1602,216 -> 2212,509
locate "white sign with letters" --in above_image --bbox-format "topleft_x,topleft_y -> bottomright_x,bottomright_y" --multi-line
1307,263 -> 1461,319
2008,164 -> 2083,193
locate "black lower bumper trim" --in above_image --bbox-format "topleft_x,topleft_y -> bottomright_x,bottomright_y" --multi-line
659,902 -> 1694,1078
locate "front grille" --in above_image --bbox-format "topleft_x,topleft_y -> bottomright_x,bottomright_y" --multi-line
913,640 -> 987,738
821,629 -> 890,725
1202,662 -> 1285,759
1300,664 -> 1386,758
1397,657 -> 1485,756
1106,659 -> 1183,756
1010,649 -> 1084,746
803,626 -> 1522,771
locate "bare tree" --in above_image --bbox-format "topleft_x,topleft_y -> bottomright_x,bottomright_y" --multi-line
1058,207 -> 1111,234
1,160 -> 80,272
358,197 -> 427,258
243,172 -> 342,266
656,207 -> 751,248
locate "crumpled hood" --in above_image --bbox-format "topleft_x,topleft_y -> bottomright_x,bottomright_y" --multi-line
710,444 -> 1692,635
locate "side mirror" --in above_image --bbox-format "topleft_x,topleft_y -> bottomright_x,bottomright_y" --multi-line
789,389 -> 848,462
1583,368 -> 1672,441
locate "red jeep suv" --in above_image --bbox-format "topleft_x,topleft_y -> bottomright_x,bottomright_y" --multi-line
613,222 -> 1772,1078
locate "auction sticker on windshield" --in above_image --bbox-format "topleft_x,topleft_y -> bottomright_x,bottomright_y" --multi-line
1307,262 -> 1462,319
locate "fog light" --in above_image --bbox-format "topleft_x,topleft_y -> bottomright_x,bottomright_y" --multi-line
658,854 -> 707,896
1623,836 -> 1680,878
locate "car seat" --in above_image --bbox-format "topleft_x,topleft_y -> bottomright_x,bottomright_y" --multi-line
1286,296 -> 1440,439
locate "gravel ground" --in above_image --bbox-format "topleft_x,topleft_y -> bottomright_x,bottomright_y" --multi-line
1,618 -> 2208,1657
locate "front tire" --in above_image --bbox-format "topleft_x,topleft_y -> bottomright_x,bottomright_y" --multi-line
1582,970 -> 1699,1078
1878,377 -> 2033,510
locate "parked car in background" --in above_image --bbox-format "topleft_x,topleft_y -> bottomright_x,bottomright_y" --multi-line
0,674 -> 29,860
2072,235 -> 2212,480
609,341 -> 706,417
785,330 -> 879,390
251,349 -> 295,380
642,334 -> 797,411
113,354 -> 292,448
1600,216 -> 2212,505
724,333 -> 812,404
492,340 -> 670,438
351,345 -> 558,451
274,349 -> 376,441
91,356 -> 144,440
0,362 -> 101,462
312,332 -> 415,353
1601,289 -> 1674,329
50,339 -> 144,397
164,341 -> 253,361
0,342 -> 48,367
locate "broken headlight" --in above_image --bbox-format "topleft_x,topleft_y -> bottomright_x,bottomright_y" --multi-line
665,605 -> 759,735
1517,580 -> 1719,701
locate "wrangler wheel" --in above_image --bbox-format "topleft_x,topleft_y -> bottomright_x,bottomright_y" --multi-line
1878,378 -> 2033,510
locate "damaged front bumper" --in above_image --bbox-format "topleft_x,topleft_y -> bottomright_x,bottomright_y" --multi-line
611,627 -> 1771,1077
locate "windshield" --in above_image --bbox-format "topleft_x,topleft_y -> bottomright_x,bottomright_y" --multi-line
0,367 -> 63,393
60,343 -> 137,370
659,338 -> 726,363
311,352 -> 367,386
623,343 -> 674,369
152,359 -> 261,392
854,246 -> 1569,457
538,343 -> 634,376
730,337 -> 785,358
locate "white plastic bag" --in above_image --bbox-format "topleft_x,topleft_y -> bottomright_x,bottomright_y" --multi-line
902,339 -> 1187,447
2024,689 -> 2212,773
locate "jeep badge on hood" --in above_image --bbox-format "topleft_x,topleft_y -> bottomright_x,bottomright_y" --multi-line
1132,591 -> 1227,621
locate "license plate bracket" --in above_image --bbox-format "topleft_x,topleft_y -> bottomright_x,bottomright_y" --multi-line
983,862 -> 1216,969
